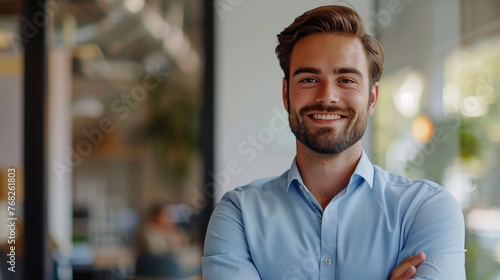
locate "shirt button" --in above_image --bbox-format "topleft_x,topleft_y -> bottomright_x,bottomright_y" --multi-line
325,258 -> 332,265
318,217 -> 322,223
299,185 -> 304,191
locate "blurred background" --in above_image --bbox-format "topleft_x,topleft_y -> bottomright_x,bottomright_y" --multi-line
0,0 -> 499,279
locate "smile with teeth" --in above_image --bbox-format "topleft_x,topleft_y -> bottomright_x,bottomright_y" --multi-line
311,113 -> 342,120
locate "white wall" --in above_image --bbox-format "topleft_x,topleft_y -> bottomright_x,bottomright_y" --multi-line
214,0 -> 373,201
47,48 -> 73,256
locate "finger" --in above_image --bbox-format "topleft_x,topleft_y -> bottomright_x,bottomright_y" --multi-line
408,252 -> 426,267
402,255 -> 414,264
402,265 -> 417,279
391,253 -> 426,280
391,260 -> 413,280
392,264 -> 417,280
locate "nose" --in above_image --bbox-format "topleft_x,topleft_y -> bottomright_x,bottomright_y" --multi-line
315,79 -> 339,104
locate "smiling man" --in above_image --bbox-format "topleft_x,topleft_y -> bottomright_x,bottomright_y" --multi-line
203,5 -> 466,280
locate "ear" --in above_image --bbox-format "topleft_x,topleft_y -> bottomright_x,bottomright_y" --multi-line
282,78 -> 289,112
368,82 -> 379,117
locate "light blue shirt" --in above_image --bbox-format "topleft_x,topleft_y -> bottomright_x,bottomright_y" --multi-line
202,151 -> 466,279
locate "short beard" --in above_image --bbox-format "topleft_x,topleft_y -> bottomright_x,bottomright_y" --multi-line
288,101 -> 368,155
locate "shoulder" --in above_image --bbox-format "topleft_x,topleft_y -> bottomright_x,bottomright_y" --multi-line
373,165 -> 439,189
374,165 -> 445,195
372,165 -> 461,214
218,171 -> 289,208
371,168 -> 466,258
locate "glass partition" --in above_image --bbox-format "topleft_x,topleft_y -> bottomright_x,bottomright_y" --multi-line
49,0 -> 205,279
374,0 -> 500,278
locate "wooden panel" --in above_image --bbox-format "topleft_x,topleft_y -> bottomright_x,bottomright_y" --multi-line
0,166 -> 24,202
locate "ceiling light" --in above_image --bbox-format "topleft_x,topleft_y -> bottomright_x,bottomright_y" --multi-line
124,0 -> 144,14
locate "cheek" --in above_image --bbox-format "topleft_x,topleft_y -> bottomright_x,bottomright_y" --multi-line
289,90 -> 310,108
345,92 -> 366,109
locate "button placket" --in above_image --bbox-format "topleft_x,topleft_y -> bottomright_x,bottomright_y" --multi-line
319,201 -> 337,279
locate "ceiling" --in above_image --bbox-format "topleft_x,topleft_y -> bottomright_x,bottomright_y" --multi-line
0,0 -> 204,68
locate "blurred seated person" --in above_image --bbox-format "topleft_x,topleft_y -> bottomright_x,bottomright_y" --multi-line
135,203 -> 188,279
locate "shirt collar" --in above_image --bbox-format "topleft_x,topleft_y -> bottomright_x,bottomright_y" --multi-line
286,149 -> 374,192
286,157 -> 304,191
350,149 -> 374,189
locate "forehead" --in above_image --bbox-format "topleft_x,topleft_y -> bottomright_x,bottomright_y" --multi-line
290,33 -> 368,74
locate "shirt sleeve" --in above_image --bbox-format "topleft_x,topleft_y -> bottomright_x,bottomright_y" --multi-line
202,193 -> 262,280
399,186 -> 466,280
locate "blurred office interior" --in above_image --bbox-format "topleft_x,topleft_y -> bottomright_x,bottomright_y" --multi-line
0,0 -> 500,279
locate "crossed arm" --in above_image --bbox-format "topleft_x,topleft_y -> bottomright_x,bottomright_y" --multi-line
203,187 -> 466,279
391,252 -> 426,280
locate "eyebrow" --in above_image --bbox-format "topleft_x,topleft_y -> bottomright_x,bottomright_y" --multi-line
292,66 -> 363,77
292,67 -> 321,77
335,67 -> 362,77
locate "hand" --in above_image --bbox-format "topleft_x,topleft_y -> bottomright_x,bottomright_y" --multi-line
390,252 -> 426,280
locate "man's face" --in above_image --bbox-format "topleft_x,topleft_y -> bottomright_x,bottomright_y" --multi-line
283,33 -> 378,155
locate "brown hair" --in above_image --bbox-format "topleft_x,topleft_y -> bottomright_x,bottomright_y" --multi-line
276,5 -> 384,88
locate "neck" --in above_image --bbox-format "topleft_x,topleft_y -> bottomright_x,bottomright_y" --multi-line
295,141 -> 362,209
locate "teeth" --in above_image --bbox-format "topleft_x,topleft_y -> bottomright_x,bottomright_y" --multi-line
312,114 -> 341,120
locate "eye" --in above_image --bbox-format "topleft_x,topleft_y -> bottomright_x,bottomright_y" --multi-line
299,78 -> 317,83
339,78 -> 355,84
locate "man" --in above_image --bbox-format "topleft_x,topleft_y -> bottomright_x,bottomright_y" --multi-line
203,5 -> 465,280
